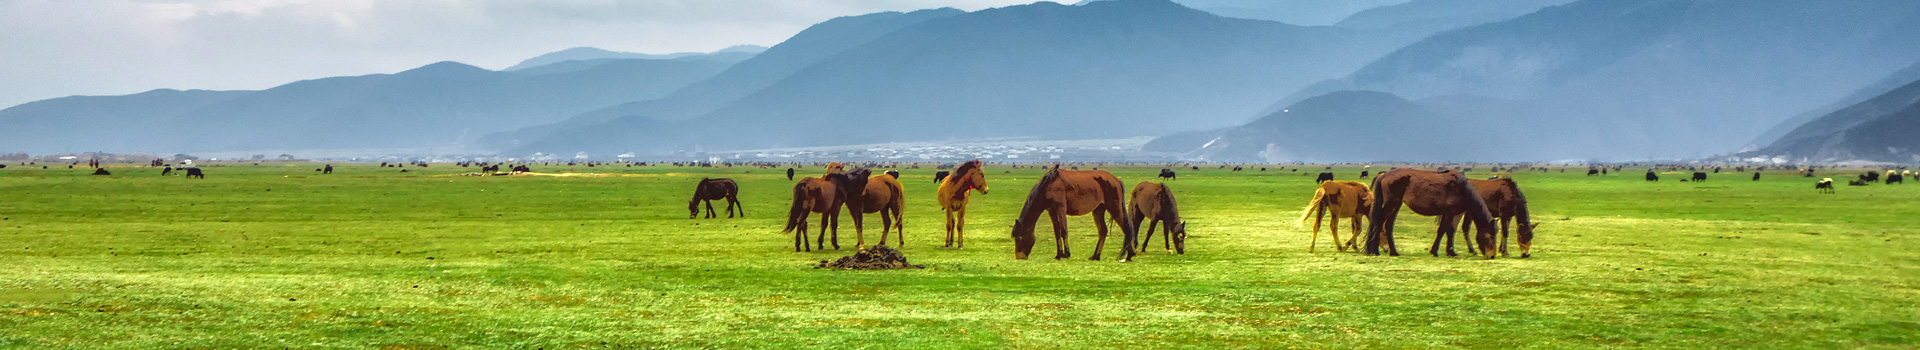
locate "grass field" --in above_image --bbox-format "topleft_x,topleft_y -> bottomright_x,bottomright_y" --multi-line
2,162 -> 1917,349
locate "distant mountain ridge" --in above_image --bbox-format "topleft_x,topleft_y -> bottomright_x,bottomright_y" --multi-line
1741,77 -> 1920,163
503,45 -> 765,71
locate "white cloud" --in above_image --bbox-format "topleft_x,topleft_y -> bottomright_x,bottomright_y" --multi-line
0,0 -> 1034,108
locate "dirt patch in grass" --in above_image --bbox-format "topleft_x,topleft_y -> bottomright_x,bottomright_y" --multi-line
814,246 -> 924,270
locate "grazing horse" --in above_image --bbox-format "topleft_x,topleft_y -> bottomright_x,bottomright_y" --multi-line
1460,178 -> 1538,258
185,168 -> 205,179
1297,180 -> 1372,252
1158,169 -> 1177,180
1316,172 -> 1335,183
937,160 -> 989,248
1816,178 -> 1835,193
1587,168 -> 1599,176
1692,172 -> 1708,182
852,173 -> 907,248
1128,182 -> 1186,254
1363,169 -> 1498,258
933,171 -> 951,183
688,178 -> 743,219
782,169 -> 871,251
1010,167 -> 1136,261
1645,171 -> 1659,182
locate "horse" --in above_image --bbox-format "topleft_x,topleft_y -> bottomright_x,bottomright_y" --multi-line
1158,169 -> 1176,180
688,178 -> 743,219
1297,180 -> 1371,253
1645,171 -> 1659,182
1316,172 -> 1335,183
323,164 -> 333,174
1363,169 -> 1498,258
1128,182 -> 1186,254
1692,172 -> 1708,182
161,166 -> 173,176
1587,168 -> 1599,176
185,168 -> 205,179
1460,177 -> 1538,258
782,169 -> 871,251
786,168 -> 795,181
1886,171 -> 1903,185
1817,178 -> 1835,193
1752,172 -> 1761,181
933,171 -> 951,183
852,172 -> 907,248
1010,166 -> 1136,261
937,160 -> 989,248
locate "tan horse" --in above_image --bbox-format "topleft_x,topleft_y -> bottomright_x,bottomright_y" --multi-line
853,173 -> 907,248
937,160 -> 989,248
1128,181 -> 1187,254
1010,166 -> 1136,261
1363,169 -> 1498,258
1461,177 -> 1538,258
1297,180 -> 1372,252
782,169 -> 870,251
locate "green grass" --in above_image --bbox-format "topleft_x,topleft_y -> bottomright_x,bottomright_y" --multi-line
2,163 -> 1916,349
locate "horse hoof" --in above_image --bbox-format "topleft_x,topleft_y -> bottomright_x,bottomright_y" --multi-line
1522,253 -> 1531,258
1088,256 -> 1101,261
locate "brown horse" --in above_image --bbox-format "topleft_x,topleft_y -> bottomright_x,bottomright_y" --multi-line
1128,181 -> 1186,254
1363,169 -> 1498,258
1010,166 -> 1136,261
1460,177 -> 1538,258
937,160 -> 989,248
852,173 -> 907,248
782,169 -> 871,251
1297,180 -> 1372,252
688,178 -> 743,219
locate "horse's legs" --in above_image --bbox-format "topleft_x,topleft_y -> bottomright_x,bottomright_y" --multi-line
1439,215 -> 1460,257
1162,218 -> 1173,253
1462,217 -> 1477,255
1050,209 -> 1071,260
830,209 -> 842,250
795,215 -> 809,252
879,208 -> 893,247
1368,199 -> 1403,256
1090,210 -> 1110,261
704,200 -> 716,218
1311,206 -> 1327,253
943,209 -> 955,247
1428,216 -> 1447,257
1499,217 -> 1511,257
1382,209 -> 1402,256
1347,217 -> 1363,250
956,207 -> 968,248
734,196 -> 744,217
1142,219 -> 1158,252
850,210 -> 865,250
816,211 -> 831,250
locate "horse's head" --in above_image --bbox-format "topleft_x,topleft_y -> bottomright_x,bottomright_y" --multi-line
1518,222 -> 1539,258
1010,218 -> 1036,260
1171,221 -> 1188,254
956,160 -> 988,194
688,199 -> 700,219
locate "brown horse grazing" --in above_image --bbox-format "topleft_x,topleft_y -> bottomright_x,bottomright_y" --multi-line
1363,169 -> 1498,258
852,173 -> 907,248
688,178 -> 743,219
1460,178 -> 1538,258
782,169 -> 871,251
1010,166 -> 1137,261
937,160 -> 989,248
1297,180 -> 1372,253
1128,182 -> 1187,254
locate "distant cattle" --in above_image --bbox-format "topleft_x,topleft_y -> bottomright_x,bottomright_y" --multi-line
1862,171 -> 1880,183
161,166 -> 173,176
1158,169 -> 1177,180
787,168 -> 796,181
1587,168 -> 1599,176
1848,179 -> 1869,186
1887,171 -> 1904,185
1315,172 -> 1334,183
1692,172 -> 1707,182
1752,172 -> 1761,181
884,170 -> 901,179
185,168 -> 205,179
511,165 -> 531,173
323,164 -> 333,174
1645,171 -> 1659,182
933,171 -> 951,183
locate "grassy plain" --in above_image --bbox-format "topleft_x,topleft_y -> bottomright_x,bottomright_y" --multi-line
1,162 -> 1917,349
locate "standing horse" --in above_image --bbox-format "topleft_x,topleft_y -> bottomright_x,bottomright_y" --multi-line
1128,182 -> 1186,254
1460,177 -> 1538,258
688,178 -> 743,219
1009,166 -> 1136,261
852,173 -> 907,248
1297,180 -> 1372,253
937,160 -> 989,248
1363,169 -> 1498,258
782,169 -> 871,251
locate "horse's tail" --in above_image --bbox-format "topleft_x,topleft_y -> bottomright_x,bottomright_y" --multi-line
888,179 -> 906,231
782,182 -> 808,234
1364,174 -> 1390,254
1297,187 -> 1329,229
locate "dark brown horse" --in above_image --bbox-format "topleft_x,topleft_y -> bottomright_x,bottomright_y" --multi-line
1363,169 -> 1498,258
938,160 -> 989,248
688,178 -> 742,219
1460,177 -> 1538,258
782,169 -> 871,251
852,172 -> 907,248
1128,181 -> 1186,254
1010,166 -> 1136,261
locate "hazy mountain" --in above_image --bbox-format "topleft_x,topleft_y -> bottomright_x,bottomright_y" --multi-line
480,8 -> 967,149
1261,0 -> 1920,160
1334,0 -> 1574,32
508,0 -> 1425,156
1742,78 -> 1920,163
502,45 -> 765,71
1151,91 -> 1519,162
1077,0 -> 1410,26
0,58 -> 734,153
1745,59 -> 1920,150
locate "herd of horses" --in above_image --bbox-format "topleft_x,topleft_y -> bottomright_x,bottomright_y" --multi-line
688,160 -> 1543,261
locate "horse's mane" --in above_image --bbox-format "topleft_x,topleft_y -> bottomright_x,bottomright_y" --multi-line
1160,183 -> 1181,222
950,160 -> 982,182
1020,167 -> 1062,216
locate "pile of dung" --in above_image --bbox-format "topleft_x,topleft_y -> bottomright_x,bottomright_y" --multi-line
814,246 -> 924,270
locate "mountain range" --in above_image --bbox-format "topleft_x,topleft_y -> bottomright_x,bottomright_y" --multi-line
1740,74 -> 1920,163
502,45 -> 766,71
